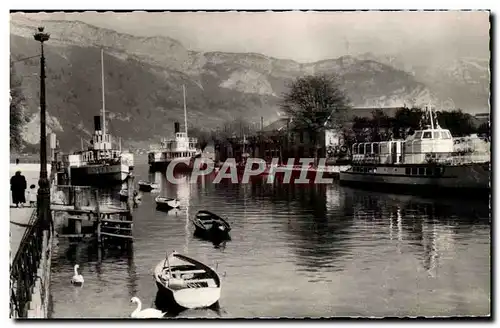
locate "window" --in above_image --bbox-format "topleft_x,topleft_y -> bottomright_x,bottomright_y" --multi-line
423,132 -> 432,139
433,132 -> 440,139
425,168 -> 433,176
418,167 -> 425,175
353,144 -> 358,154
360,145 -> 365,154
411,167 -> 417,175
405,168 -> 411,175
414,132 -> 423,139
373,143 -> 379,154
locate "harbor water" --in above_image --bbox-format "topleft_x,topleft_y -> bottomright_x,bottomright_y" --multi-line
48,163 -> 491,318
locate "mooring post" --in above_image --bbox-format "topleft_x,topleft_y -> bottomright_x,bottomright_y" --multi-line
94,189 -> 101,243
127,175 -> 134,211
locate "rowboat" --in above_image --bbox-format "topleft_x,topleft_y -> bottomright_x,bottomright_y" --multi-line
192,210 -> 231,240
138,180 -> 159,192
155,196 -> 180,210
153,251 -> 221,311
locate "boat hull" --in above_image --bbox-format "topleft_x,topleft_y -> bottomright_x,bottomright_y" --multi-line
138,183 -> 158,192
194,225 -> 231,242
69,164 -> 129,186
339,163 -> 490,198
155,281 -> 221,312
156,199 -> 180,211
153,253 -> 221,312
148,156 -> 195,172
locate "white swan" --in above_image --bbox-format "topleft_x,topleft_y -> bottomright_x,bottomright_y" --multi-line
130,297 -> 165,318
70,264 -> 84,286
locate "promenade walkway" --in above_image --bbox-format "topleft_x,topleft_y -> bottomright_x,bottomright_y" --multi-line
9,163 -> 51,264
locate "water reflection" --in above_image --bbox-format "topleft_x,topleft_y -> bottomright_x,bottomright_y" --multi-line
50,165 -> 490,318
50,240 -> 137,318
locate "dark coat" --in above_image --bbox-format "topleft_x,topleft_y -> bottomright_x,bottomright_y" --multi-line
11,173 -> 27,204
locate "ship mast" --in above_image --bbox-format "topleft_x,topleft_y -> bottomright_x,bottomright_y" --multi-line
183,85 -> 188,137
101,49 -> 106,140
428,103 -> 435,130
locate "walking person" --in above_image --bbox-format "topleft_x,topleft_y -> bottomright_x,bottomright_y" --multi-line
27,184 -> 37,207
10,171 -> 27,208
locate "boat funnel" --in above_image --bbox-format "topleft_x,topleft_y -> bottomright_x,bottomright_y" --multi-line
94,115 -> 102,131
174,122 -> 180,134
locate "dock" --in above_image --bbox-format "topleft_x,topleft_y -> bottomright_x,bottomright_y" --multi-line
52,181 -> 135,243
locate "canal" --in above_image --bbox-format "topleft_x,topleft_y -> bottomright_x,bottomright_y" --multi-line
48,163 -> 491,318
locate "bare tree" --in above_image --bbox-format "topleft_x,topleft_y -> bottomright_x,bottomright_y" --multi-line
281,74 -> 351,164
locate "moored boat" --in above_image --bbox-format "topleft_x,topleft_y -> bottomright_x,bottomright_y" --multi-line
339,106 -> 490,197
153,251 -> 221,311
148,85 -> 201,172
192,210 -> 231,240
138,180 -> 159,192
66,49 -> 134,186
155,196 -> 180,210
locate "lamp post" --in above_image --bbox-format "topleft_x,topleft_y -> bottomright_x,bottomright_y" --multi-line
34,27 -> 51,233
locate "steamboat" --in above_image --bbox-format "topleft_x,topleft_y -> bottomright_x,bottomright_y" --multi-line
66,49 -> 134,186
148,85 -> 201,171
339,106 -> 490,197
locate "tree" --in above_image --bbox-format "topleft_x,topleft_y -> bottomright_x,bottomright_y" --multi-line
436,110 -> 476,137
281,74 -> 350,164
476,122 -> 490,139
392,107 -> 423,139
10,61 -> 29,151
370,109 -> 392,141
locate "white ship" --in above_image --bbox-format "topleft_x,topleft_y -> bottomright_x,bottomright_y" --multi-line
66,49 -> 134,185
339,106 -> 490,197
148,85 -> 201,171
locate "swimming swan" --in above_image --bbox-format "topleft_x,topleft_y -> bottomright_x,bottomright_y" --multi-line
71,264 -> 84,286
130,297 -> 165,318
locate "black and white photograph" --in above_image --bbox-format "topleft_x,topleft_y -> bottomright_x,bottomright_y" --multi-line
8,7 -> 492,319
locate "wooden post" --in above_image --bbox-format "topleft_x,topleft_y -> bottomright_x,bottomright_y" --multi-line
94,189 -> 101,243
74,218 -> 82,235
73,186 -> 81,210
127,175 -> 134,211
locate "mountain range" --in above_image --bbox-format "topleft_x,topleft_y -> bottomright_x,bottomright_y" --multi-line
9,15 -> 490,152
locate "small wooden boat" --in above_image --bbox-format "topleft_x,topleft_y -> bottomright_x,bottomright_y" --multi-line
153,251 -> 221,311
192,210 -> 231,240
138,180 -> 159,192
155,196 -> 180,210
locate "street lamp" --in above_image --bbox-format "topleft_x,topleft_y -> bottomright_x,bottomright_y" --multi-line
34,27 -> 51,233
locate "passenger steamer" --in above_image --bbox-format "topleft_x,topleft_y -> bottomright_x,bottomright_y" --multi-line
66,49 -> 134,185
339,107 -> 490,197
148,85 -> 201,171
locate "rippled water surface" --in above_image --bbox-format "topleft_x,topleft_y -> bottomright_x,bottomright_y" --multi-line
49,164 -> 491,318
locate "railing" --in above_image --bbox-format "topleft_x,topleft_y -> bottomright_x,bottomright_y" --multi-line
10,209 -> 44,318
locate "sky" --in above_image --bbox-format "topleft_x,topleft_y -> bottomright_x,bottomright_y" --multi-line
15,10 -> 490,64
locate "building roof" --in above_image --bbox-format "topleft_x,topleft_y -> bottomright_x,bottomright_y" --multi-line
262,117 -> 290,132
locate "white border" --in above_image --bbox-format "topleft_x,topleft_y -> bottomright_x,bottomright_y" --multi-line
2,1 -> 497,327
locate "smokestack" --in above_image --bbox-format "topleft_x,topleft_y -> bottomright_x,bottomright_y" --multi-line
260,116 -> 264,131
94,115 -> 101,131
174,122 -> 180,134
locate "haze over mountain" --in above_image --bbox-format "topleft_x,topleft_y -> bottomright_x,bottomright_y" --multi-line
9,12 -> 490,152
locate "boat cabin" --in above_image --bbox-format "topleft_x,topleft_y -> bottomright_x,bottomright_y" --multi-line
403,127 -> 454,164
351,127 -> 454,165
